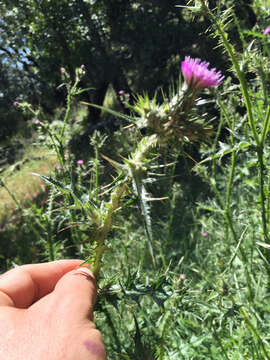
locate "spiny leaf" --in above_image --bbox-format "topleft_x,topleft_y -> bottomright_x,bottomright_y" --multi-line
199,141 -> 251,164
80,101 -> 137,124
32,173 -> 70,194
132,172 -> 155,266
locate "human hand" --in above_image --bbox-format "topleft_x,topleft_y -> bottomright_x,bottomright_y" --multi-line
0,260 -> 106,360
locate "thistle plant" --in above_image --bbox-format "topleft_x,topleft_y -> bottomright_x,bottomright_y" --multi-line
82,56 -> 224,271
194,0 -> 270,268
26,52 -> 224,281
4,2 -> 270,358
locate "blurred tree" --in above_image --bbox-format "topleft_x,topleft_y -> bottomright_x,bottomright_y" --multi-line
0,0 -> 256,134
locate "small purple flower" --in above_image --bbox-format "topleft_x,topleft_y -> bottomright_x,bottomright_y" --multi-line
13,101 -> 19,107
34,119 -> 40,124
60,67 -> 66,74
118,90 -> 125,95
56,164 -> 62,170
77,159 -> 84,165
202,232 -> 209,237
263,27 -> 270,35
181,56 -> 224,89
80,64 -> 85,70
179,274 -> 185,280
60,245 -> 65,250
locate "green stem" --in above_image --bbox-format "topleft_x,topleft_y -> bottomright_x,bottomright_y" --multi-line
266,167 -> 270,223
261,105 -> 270,145
0,179 -> 22,210
46,188 -> 56,261
92,185 -> 126,280
92,240 -> 105,280
165,155 -> 180,248
60,75 -> 80,141
95,148 -> 99,200
46,223 -> 55,261
200,2 -> 260,147
257,147 -> 268,246
47,129 -> 65,168
225,149 -> 236,213
211,100 -> 226,210
60,89 -> 72,140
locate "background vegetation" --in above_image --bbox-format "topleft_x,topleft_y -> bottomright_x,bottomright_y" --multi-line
1,0 -> 270,359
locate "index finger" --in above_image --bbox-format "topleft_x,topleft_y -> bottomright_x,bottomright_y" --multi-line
0,260 -> 85,308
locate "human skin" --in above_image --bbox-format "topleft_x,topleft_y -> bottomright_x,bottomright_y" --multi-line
0,260 -> 106,360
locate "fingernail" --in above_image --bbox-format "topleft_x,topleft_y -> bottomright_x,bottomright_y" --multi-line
76,267 -> 92,276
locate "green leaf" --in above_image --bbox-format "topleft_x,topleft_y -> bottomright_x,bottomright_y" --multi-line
175,5 -> 200,10
80,102 -> 137,124
32,173 -> 70,195
199,141 -> 251,164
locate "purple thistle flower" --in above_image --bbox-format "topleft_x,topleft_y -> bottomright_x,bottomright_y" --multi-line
34,119 -> 40,124
263,27 -> 270,35
13,101 -> 19,107
181,56 -> 224,89
56,164 -> 62,170
77,159 -> 84,165
179,274 -> 185,280
202,232 -> 209,237
60,245 -> 65,250
118,90 -> 124,95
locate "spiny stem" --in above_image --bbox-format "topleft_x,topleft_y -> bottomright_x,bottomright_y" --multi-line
132,134 -> 158,165
95,147 -> 99,196
60,75 -> 80,140
92,185 -> 126,280
200,1 -> 260,146
60,89 -> 72,140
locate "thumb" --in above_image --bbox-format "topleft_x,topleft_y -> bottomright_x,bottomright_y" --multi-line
53,266 -> 97,322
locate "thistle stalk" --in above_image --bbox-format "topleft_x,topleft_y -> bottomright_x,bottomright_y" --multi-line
199,0 -> 269,252
92,184 -> 126,280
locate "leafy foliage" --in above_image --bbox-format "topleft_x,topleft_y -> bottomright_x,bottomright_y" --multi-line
0,0 -> 231,131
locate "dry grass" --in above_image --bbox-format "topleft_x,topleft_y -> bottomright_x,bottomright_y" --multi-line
0,146 -> 58,223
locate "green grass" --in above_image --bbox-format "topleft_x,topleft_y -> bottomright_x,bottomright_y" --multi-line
0,146 -> 57,223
